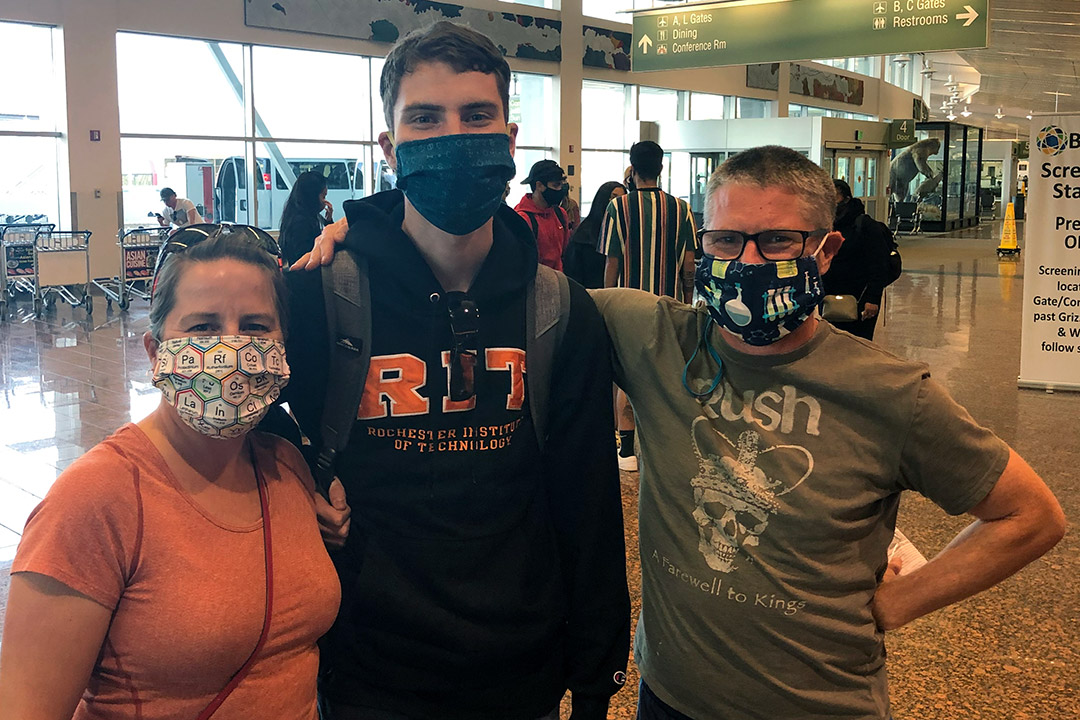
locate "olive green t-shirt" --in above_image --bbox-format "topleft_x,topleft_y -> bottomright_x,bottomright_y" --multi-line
591,289 -> 1009,720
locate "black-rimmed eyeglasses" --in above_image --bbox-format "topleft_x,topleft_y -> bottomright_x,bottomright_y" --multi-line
150,223 -> 282,300
445,292 -> 479,402
696,229 -> 827,261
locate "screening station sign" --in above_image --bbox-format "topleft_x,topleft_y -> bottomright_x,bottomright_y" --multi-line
632,0 -> 988,72
1019,114 -> 1080,391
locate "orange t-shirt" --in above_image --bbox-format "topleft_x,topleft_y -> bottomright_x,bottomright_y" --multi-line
12,425 -> 341,719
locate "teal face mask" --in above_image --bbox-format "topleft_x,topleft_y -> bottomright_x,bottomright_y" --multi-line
393,133 -> 517,236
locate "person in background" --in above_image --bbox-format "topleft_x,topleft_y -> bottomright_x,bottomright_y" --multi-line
601,141 -> 698,472
823,178 -> 892,341
561,191 -> 581,234
515,159 -> 571,271
563,181 -> 625,290
0,224 -> 340,720
279,170 -> 334,267
156,187 -> 204,229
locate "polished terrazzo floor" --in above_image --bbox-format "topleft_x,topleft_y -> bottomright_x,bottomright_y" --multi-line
1,220 -> 1076,717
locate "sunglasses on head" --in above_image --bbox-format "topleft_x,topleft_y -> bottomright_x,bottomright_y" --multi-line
150,223 -> 282,301
445,291 -> 480,402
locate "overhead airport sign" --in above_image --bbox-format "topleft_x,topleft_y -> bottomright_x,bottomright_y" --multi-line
632,0 -> 988,72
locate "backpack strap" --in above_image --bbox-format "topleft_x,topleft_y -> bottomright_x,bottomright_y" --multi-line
315,249 -> 372,498
553,205 -> 567,229
522,211 -> 541,240
526,264 -> 571,453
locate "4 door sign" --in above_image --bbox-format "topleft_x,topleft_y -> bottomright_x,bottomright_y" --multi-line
632,0 -> 988,72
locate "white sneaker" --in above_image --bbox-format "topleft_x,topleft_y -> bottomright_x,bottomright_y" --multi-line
618,454 -> 638,472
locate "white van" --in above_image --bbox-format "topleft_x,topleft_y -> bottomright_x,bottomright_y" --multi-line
214,157 -> 361,229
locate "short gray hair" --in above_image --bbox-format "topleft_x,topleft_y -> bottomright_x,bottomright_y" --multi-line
704,146 -> 835,230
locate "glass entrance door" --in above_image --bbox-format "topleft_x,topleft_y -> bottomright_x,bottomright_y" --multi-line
689,152 -> 722,219
832,150 -> 882,219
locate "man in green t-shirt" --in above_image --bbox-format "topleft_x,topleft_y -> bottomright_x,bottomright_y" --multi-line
591,145 -> 1065,720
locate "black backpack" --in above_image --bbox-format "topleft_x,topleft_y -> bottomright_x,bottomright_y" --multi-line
857,214 -> 902,286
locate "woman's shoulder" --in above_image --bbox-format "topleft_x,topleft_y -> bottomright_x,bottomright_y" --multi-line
51,424 -> 156,497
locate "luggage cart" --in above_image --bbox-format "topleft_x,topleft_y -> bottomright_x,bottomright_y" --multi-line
0,223 -> 55,313
33,228 -> 93,315
94,226 -> 167,310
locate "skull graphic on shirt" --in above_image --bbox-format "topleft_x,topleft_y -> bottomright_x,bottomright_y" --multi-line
690,418 -> 813,572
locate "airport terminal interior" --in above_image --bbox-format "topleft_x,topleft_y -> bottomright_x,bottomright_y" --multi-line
0,0 -> 1077,717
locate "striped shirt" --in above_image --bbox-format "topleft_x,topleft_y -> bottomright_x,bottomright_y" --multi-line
599,187 -> 698,297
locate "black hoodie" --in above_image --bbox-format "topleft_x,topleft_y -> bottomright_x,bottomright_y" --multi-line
281,190 -> 629,720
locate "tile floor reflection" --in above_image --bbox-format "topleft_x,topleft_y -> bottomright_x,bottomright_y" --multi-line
0,300 -> 158,561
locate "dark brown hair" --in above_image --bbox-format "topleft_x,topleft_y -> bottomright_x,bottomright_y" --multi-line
379,21 -> 511,131
149,231 -> 288,341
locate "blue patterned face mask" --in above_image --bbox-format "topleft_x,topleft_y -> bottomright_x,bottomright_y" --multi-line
695,252 -> 825,346
393,133 -> 517,236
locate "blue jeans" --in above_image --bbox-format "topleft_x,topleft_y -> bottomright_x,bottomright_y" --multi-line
636,680 -> 694,720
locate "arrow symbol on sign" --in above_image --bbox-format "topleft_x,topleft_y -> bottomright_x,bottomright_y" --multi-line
956,4 -> 978,26
638,34 -> 653,54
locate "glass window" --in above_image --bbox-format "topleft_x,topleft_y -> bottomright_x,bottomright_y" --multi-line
256,141 -> 367,229
0,137 -> 62,226
691,93 -> 729,120
737,97 -> 770,119
117,33 -> 247,137
512,73 -> 555,149
119,137 -> 246,228
119,33 -> 383,231
253,46 -> 371,141
666,152 -> 691,204
580,150 -> 629,215
946,127 -> 964,221
639,87 -> 678,123
0,21 -> 64,226
0,22 -> 61,133
895,127 -> 945,222
582,81 -> 633,150
371,56 -> 388,135
813,57 -> 876,77
963,125 -> 980,219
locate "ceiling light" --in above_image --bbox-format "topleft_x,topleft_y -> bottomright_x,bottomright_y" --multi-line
1026,112 -> 1033,120
995,108 -> 1004,119
960,108 -> 972,117
947,113 -> 957,121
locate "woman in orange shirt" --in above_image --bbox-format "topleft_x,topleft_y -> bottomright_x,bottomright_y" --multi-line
0,225 -> 340,720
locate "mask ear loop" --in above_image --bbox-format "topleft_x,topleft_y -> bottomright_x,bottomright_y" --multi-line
682,316 -> 725,399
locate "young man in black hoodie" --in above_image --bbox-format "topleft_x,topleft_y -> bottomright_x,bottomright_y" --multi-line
282,21 -> 630,720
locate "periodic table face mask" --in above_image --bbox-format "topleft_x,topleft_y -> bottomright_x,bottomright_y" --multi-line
152,335 -> 290,439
